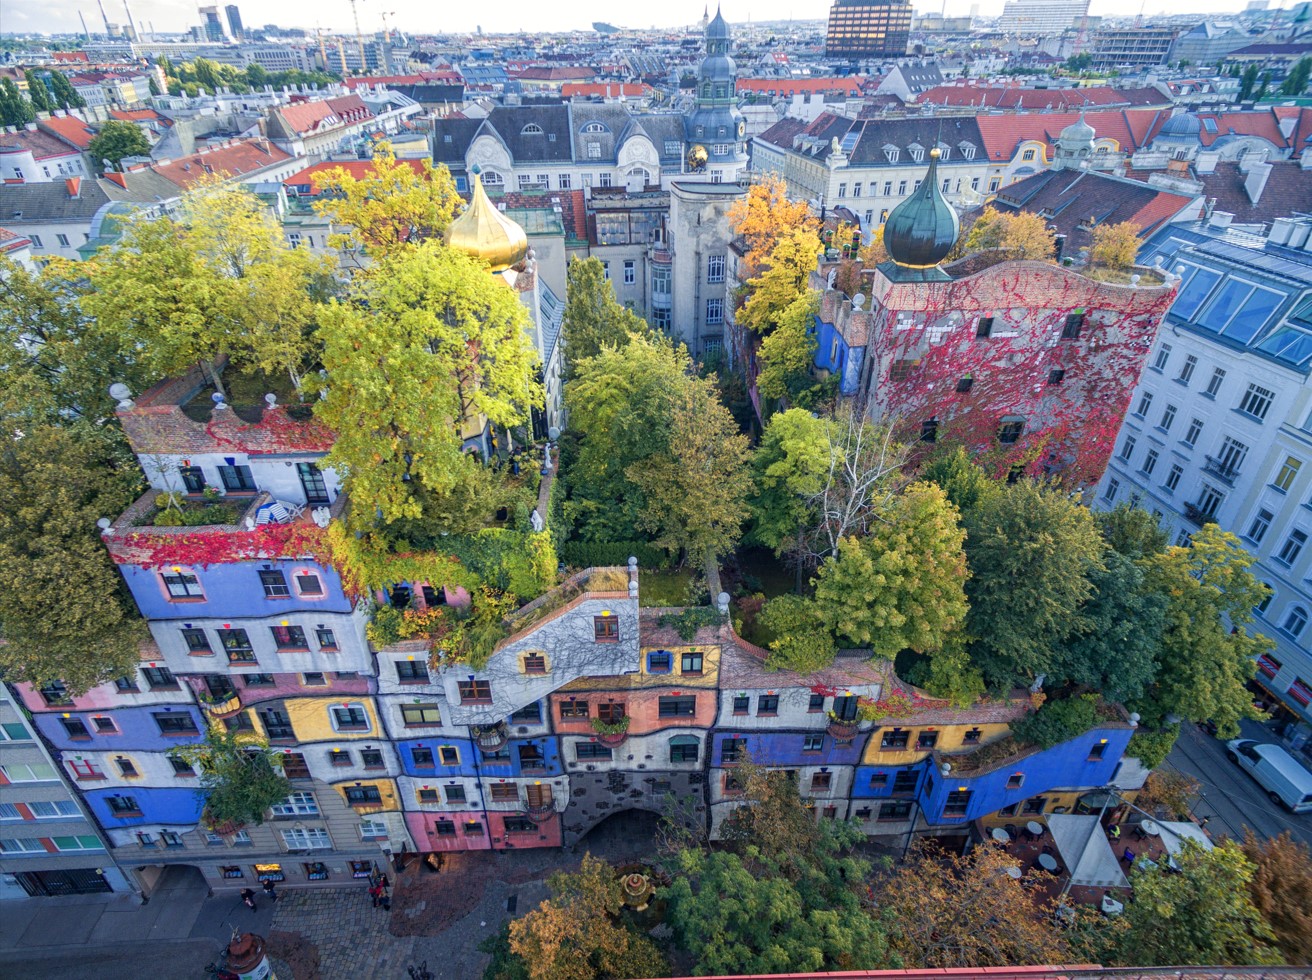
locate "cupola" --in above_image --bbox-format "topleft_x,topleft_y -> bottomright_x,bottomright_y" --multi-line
883,148 -> 960,271
444,169 -> 528,272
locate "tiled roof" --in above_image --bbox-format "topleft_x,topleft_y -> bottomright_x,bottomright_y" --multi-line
737,76 -> 865,96
755,116 -> 808,149
0,178 -> 116,222
1144,109 -> 1289,150
283,159 -> 427,194
975,110 -> 1148,161
512,66 -> 597,82
0,127 -> 82,160
0,226 -> 31,252
38,114 -> 99,150
561,82 -> 651,97
994,169 -> 1197,256
108,108 -> 173,127
1195,161 -> 1312,228
917,85 -> 1154,110
275,95 -> 374,137
145,139 -> 292,190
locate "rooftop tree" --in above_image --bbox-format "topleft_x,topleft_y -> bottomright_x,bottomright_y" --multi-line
727,172 -> 819,281
87,120 -> 151,172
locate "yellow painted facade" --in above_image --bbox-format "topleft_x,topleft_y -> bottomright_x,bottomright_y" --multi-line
284,696 -> 382,742
860,721 -> 1013,766
333,777 -> 401,814
978,790 -> 1086,828
556,644 -> 723,692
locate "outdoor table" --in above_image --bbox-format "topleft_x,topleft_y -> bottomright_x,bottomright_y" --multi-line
1026,820 -> 1045,837
1140,820 -> 1161,836
1037,852 -> 1058,872
991,827 -> 1011,844
1003,865 -> 1022,879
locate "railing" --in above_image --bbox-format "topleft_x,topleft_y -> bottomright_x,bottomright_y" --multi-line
1202,454 -> 1240,486
473,721 -> 508,752
827,716 -> 860,744
524,801 -> 556,823
199,692 -> 242,719
1183,502 -> 1216,527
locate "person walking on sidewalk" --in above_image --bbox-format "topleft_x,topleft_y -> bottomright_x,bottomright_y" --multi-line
262,879 -> 278,903
369,882 -> 383,909
240,888 -> 257,912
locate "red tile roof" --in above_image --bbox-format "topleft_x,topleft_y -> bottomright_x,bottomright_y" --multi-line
282,158 -> 427,194
737,76 -> 866,96
975,109 -> 1158,161
918,84 -> 1150,110
561,82 -> 651,97
108,108 -> 173,127
1143,109 -> 1289,149
149,139 -> 292,189
38,114 -> 99,150
511,66 -> 596,82
52,51 -> 90,62
276,95 -> 374,137
0,127 -> 82,160
0,226 -> 32,252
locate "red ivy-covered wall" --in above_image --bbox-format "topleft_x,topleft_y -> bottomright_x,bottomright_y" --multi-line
830,260 -> 1177,489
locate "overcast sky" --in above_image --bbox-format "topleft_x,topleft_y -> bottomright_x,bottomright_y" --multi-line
12,0 -> 1256,40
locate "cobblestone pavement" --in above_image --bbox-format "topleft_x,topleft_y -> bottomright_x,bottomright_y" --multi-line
269,886 -> 415,980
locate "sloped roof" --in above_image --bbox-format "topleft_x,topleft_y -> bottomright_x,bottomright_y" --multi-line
131,139 -> 292,191
0,127 -> 82,160
1,178 -> 117,222
512,66 -> 596,82
846,116 -> 984,167
275,95 -> 374,137
432,117 -> 483,164
1047,814 -> 1130,889
562,82 -> 651,97
480,105 -> 573,162
975,109 -> 1150,161
737,76 -> 865,96
282,158 -> 428,194
108,108 -> 174,127
38,114 -> 99,150
918,84 -> 1136,110
1145,109 -> 1289,149
1195,161 -> 1312,227
755,116 -> 808,149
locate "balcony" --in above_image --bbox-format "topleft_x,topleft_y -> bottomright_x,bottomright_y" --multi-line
524,800 -> 556,824
827,716 -> 860,745
1183,502 -> 1217,527
1201,455 -> 1240,486
199,691 -> 242,719
473,721 -> 508,752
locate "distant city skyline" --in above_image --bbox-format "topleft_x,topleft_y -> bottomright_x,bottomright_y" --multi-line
6,0 -> 1275,40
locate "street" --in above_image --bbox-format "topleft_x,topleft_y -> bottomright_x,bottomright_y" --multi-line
1166,718 -> 1312,849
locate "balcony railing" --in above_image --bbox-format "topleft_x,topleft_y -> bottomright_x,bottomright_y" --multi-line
1183,502 -> 1217,527
1201,455 -> 1240,486
524,800 -> 556,823
827,716 -> 860,744
473,721 -> 508,752
199,692 -> 242,719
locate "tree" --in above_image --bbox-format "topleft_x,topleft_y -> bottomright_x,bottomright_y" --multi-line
1256,70 -> 1271,101
962,481 -> 1105,688
1049,550 -> 1165,703
963,208 -> 1056,262
0,78 -> 35,127
749,407 -> 830,571
507,854 -> 668,980
858,225 -> 888,265
317,242 -> 541,531
737,226 -> 823,335
727,173 -> 818,281
759,592 -> 837,672
1281,57 -> 1312,96
1241,831 -> 1312,965
1239,63 -> 1260,101
665,846 -> 891,976
23,70 -> 53,113
872,840 -> 1110,968
565,332 -> 692,541
312,142 -> 461,258
1135,765 -> 1199,819
1137,524 -> 1271,737
47,70 -> 86,109
87,120 -> 151,172
919,443 -> 1001,517
174,729 -> 291,829
1089,220 -> 1141,272
560,256 -> 649,381
627,373 -> 753,597
1095,502 -> 1167,559
754,291 -> 819,406
0,256 -> 151,426
0,419 -> 145,692
1115,841 -> 1281,967
812,482 -> 968,658
84,178 -> 331,393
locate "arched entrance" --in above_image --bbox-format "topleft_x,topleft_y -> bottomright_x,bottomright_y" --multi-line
575,807 -> 664,852
562,768 -> 707,847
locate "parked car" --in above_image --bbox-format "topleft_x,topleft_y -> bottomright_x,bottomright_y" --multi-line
1226,739 -> 1312,813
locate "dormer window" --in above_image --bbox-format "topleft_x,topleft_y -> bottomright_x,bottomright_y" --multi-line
936,143 -> 950,160
909,143 -> 924,163
959,141 -> 976,160
582,122 -> 607,134
521,123 -> 543,135
883,144 -> 899,163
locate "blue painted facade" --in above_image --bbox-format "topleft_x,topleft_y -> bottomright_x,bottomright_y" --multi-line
119,559 -> 353,622
810,314 -> 863,396
395,737 -> 477,778
852,726 -> 1134,825
82,787 -> 206,828
475,737 -> 564,778
33,705 -> 204,753
709,730 -> 867,768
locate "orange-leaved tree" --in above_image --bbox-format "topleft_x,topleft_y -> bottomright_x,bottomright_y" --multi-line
728,173 -> 818,281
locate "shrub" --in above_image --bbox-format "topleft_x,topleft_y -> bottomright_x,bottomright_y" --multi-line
1128,725 -> 1180,770
558,539 -> 670,570
1011,693 -> 1100,749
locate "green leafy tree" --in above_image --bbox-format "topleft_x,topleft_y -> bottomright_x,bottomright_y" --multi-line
0,418 -> 145,692
962,481 -> 1105,688
737,226 -> 824,335
507,854 -> 668,980
1115,841 -> 1281,967
1137,524 -> 1271,737
759,593 -> 837,672
559,256 -> 650,381
88,120 -> 151,172
564,332 -> 691,541
0,78 -> 35,127
813,482 -> 968,658
1281,57 -> 1312,96
244,62 -> 271,88
1012,693 -> 1100,749
749,407 -> 830,584
23,70 -> 53,113
47,71 -> 86,109
754,291 -> 821,408
175,729 -> 291,828
317,242 -> 541,532
627,373 -> 752,597
919,443 -> 1002,517
1256,70 -> 1271,101
1238,63 -> 1260,101
1095,502 -> 1168,559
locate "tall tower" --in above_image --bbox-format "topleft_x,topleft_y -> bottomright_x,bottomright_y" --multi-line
682,7 -> 747,182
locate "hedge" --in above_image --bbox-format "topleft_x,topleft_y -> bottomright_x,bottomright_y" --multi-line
558,539 -> 671,570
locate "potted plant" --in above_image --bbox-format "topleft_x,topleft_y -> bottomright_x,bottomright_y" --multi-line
826,710 -> 860,743
591,714 -> 631,746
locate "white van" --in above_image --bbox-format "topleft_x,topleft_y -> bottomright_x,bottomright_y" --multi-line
1226,739 -> 1312,814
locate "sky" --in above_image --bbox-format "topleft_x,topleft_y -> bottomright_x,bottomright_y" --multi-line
10,0 -> 1259,40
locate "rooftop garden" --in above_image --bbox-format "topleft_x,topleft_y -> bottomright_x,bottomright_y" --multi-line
134,491 -> 242,528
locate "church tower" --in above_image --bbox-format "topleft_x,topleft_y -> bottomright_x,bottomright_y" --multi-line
683,6 -> 747,182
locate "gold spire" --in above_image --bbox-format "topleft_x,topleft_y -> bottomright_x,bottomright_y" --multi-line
444,170 -> 529,272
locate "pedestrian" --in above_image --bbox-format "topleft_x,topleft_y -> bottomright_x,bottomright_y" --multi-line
240,887 -> 257,912
262,879 -> 278,903
369,882 -> 382,908
379,873 -> 390,891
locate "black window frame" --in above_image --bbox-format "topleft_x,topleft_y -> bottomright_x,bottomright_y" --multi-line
217,463 -> 257,492
658,696 -> 696,718
669,736 -> 699,763
153,713 -> 199,736
680,651 -> 704,674
162,571 -> 203,599
271,624 -> 308,650
575,742 -> 612,761
259,569 -> 291,598
411,747 -> 435,767
181,628 -> 211,654
881,728 -> 910,750
756,694 -> 779,715
395,660 -> 429,683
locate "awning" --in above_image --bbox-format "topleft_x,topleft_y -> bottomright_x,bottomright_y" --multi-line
1156,820 -> 1214,858
1046,813 -> 1129,889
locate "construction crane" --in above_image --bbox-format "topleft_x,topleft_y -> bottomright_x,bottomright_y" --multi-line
347,0 -> 368,75
380,10 -> 396,43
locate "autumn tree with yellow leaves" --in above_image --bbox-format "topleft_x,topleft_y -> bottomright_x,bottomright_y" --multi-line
727,173 -> 818,280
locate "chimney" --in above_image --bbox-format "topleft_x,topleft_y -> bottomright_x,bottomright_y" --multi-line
65,176 -> 81,198
1245,160 -> 1272,206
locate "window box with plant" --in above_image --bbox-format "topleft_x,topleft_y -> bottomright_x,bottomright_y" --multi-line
826,711 -> 860,743
197,689 -> 242,719
590,714 -> 631,746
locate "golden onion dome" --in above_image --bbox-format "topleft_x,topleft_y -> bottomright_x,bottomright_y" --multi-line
444,169 -> 529,272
